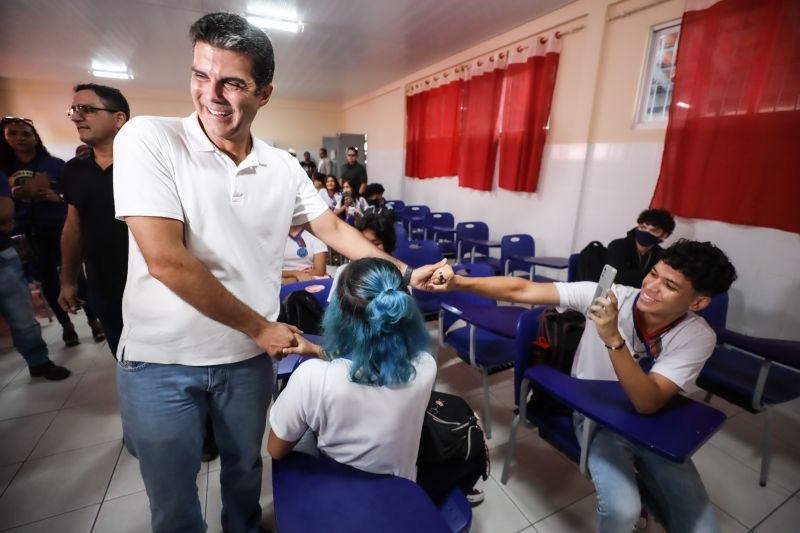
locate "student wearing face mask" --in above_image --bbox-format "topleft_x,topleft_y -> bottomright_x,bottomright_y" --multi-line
606,209 -> 675,288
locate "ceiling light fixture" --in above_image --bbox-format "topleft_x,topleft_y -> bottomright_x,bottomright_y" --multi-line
91,60 -> 133,80
247,15 -> 303,33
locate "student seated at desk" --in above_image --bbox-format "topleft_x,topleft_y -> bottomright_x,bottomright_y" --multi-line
430,239 -> 736,533
267,257 -> 436,481
281,225 -> 328,284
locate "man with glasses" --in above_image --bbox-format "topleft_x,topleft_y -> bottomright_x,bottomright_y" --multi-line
340,145 -> 367,195
111,12 -> 444,533
59,84 -> 130,359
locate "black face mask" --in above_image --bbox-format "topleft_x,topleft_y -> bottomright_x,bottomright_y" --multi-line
635,229 -> 661,247
367,198 -> 381,207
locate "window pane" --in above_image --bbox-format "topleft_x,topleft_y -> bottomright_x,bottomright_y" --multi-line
640,23 -> 681,123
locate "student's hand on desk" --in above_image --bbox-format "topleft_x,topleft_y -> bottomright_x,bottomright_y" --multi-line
587,289 -> 623,346
409,259 -> 449,290
254,322 -> 302,359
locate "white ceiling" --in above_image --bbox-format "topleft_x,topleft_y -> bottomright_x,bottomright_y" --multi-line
0,0 -> 574,103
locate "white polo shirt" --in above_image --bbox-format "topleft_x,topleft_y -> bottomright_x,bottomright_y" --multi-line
282,230 -> 328,272
113,113 -> 328,365
555,282 -> 716,390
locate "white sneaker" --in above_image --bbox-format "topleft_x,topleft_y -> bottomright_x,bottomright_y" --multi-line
466,488 -> 485,506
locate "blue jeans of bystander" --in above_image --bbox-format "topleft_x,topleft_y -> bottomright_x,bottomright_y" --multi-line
0,248 -> 50,367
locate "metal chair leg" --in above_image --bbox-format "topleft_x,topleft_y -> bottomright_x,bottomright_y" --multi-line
481,367 -> 492,439
760,408 -> 772,486
501,377 -> 529,484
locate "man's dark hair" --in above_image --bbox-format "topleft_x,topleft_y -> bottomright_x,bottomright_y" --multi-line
356,213 -> 397,254
364,183 -> 385,197
74,83 -> 130,120
189,12 -> 275,90
659,239 -> 737,296
320,147 -> 327,156
346,146 -> 358,154
637,208 -> 675,235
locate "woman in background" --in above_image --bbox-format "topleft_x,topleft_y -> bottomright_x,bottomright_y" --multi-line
0,117 -> 103,346
319,174 -> 341,210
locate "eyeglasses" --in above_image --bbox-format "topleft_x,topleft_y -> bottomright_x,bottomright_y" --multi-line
66,105 -> 120,118
1,116 -> 33,125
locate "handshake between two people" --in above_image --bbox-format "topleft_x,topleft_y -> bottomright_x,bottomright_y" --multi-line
257,260 -> 459,360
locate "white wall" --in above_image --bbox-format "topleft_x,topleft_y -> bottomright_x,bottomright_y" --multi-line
343,0 -> 800,339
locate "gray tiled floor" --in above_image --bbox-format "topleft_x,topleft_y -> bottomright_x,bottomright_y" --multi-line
0,319 -> 798,532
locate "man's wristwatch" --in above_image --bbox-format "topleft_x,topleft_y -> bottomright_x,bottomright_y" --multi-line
402,266 -> 414,286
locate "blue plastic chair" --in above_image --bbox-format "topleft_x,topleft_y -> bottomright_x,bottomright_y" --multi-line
439,263 -> 527,438
393,240 -> 444,316
279,277 -> 333,310
273,452 -> 471,533
385,200 -> 406,219
394,222 -> 409,250
425,212 -> 456,256
403,205 -> 431,238
567,253 -> 580,282
455,222 -> 501,272
501,234 -> 555,282
695,294 -> 800,486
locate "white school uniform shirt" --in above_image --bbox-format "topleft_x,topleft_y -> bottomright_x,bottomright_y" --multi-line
283,230 -> 328,272
335,195 -> 369,217
269,353 -> 438,481
113,113 -> 328,365
554,282 -> 716,390
318,188 -> 341,210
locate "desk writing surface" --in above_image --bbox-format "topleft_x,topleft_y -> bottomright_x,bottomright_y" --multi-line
508,255 -> 569,269
462,238 -> 501,248
440,303 -> 527,338
527,365 -> 726,462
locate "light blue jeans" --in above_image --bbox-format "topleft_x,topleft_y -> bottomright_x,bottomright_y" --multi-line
574,413 -> 720,533
0,248 -> 50,367
117,354 -> 273,533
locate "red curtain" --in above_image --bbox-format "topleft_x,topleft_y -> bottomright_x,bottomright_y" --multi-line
404,80 -> 462,178
498,46 -> 560,192
651,0 -> 800,234
458,66 -> 505,190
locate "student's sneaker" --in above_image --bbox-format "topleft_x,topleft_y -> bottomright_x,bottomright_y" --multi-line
29,361 -> 71,381
465,488 -> 485,506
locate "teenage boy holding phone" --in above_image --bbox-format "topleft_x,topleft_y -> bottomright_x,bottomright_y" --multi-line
431,239 -> 736,532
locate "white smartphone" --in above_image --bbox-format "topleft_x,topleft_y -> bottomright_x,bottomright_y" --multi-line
586,264 -> 618,316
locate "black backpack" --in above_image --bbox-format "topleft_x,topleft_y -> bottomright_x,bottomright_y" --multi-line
526,308 -> 586,416
277,290 -> 325,335
575,241 -> 606,282
417,391 -> 489,503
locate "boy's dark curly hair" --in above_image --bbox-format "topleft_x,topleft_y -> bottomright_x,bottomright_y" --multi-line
659,239 -> 737,296
638,208 -> 676,236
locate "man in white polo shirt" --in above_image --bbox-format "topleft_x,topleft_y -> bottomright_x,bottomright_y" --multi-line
431,239 -> 736,533
113,12 -> 444,533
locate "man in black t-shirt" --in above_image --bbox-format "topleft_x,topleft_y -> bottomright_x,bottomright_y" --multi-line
340,146 -> 368,194
59,83 -> 130,356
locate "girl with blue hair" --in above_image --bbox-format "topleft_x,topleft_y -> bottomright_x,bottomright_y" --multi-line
268,257 -> 437,480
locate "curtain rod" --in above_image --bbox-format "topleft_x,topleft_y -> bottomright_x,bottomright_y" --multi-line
405,23 -> 586,89
606,0 -> 672,22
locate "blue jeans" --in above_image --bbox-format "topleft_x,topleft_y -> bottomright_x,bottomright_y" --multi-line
0,248 -> 50,367
574,413 -> 720,533
117,354 -> 273,533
